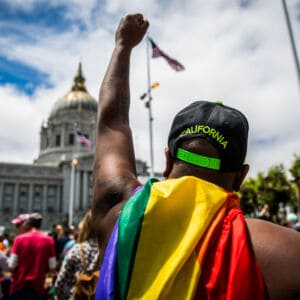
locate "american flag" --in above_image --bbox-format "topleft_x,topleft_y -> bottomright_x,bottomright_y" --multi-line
148,37 -> 185,72
76,129 -> 91,151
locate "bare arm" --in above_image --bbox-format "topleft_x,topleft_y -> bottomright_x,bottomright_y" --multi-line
246,218 -> 300,300
92,14 -> 149,250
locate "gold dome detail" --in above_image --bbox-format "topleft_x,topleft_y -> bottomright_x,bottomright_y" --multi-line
51,63 -> 97,116
71,62 -> 87,92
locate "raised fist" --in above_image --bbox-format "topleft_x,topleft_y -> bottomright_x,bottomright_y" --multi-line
115,14 -> 149,48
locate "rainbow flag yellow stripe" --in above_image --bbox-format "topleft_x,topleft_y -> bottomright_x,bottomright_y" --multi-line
119,176 -> 231,299
97,176 -> 265,300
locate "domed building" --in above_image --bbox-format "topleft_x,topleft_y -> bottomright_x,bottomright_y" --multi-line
0,64 -> 149,230
35,63 -> 98,165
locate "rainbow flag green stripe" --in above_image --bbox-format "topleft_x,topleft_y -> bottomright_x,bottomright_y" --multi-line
118,176 -> 228,299
118,178 -> 159,299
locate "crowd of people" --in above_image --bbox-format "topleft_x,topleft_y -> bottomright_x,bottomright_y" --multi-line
0,210 -> 100,300
245,203 -> 300,231
0,205 -> 299,299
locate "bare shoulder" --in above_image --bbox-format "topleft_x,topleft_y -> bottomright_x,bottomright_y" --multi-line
246,218 -> 300,300
92,174 -> 141,252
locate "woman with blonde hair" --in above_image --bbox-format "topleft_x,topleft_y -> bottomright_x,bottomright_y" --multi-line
77,210 -> 94,243
55,210 -> 100,300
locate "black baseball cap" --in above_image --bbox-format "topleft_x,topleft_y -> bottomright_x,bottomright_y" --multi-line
167,101 -> 249,171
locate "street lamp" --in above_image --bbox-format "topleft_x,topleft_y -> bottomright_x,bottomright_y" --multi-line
140,82 -> 160,101
69,158 -> 78,227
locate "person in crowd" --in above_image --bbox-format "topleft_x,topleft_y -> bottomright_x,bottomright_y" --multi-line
0,228 -> 5,254
0,239 -> 4,254
55,210 -> 100,300
0,251 -> 8,300
55,224 -> 70,263
10,214 -> 30,235
92,14 -> 300,300
8,213 -> 56,300
286,212 -> 300,232
61,225 -> 77,261
48,223 -> 58,240
258,203 -> 271,221
1,234 -> 9,253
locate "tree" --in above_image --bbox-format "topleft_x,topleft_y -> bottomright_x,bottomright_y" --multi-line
260,165 -> 296,221
289,154 -> 300,218
240,164 -> 296,223
239,178 -> 259,217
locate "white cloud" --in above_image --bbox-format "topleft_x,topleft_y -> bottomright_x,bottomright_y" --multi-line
1,0 -> 300,179
0,85 -> 41,162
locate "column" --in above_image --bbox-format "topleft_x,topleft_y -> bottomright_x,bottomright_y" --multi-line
48,127 -> 53,148
75,169 -> 80,213
69,163 -> 75,227
42,184 -> 48,216
28,184 -> 33,212
56,184 -> 61,213
62,125 -> 66,147
13,183 -> 19,213
83,171 -> 88,209
0,183 -> 3,210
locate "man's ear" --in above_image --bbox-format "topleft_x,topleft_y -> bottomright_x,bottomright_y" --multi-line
233,164 -> 249,191
163,147 -> 174,178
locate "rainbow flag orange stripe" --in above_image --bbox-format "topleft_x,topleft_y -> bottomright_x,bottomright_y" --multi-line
96,176 -> 265,300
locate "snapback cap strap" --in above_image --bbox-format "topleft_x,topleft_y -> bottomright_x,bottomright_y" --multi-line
176,147 -> 221,170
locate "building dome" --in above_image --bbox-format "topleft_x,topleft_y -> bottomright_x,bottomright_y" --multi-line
50,63 -> 97,117
35,63 -> 98,166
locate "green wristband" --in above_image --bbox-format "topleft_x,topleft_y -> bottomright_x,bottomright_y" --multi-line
176,148 -> 221,170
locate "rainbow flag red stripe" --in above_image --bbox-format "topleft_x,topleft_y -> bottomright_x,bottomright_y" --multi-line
96,176 -> 265,300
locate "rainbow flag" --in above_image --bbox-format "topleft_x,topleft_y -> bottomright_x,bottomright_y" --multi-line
96,176 -> 265,300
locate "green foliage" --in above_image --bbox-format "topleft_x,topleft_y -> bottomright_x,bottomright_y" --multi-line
289,154 -> 300,215
239,178 -> 259,217
240,164 -> 296,220
290,154 -> 300,181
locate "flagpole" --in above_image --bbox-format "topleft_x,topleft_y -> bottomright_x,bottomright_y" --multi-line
146,34 -> 155,177
282,0 -> 300,89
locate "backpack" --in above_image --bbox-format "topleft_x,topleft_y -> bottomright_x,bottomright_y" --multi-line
73,243 -> 100,300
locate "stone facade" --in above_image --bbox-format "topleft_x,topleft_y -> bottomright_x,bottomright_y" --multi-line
0,64 -> 149,231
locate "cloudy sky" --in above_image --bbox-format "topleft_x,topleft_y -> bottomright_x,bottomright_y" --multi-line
1,0 -> 300,178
